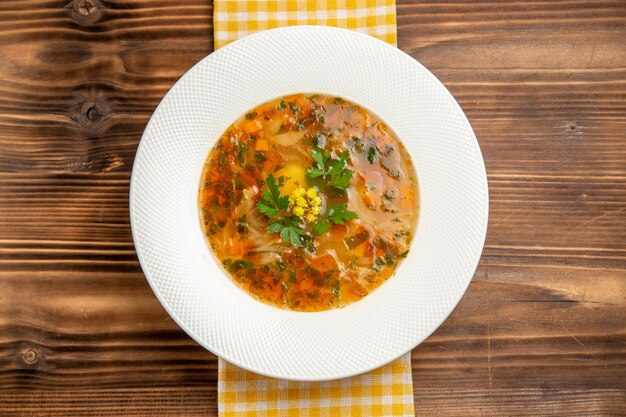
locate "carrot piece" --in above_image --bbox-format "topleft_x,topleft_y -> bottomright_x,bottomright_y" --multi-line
228,236 -> 247,257
300,277 -> 314,292
237,170 -> 258,187
262,150 -> 284,173
349,282 -> 368,298
254,138 -> 269,151
295,95 -> 312,116
241,119 -> 263,134
329,223 -> 349,238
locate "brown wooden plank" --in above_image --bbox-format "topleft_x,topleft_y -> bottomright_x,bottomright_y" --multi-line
0,388 -> 622,416
0,0 -> 625,415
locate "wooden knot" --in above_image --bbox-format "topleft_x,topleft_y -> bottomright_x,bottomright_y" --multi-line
71,0 -> 102,26
78,99 -> 111,129
22,349 -> 38,364
566,122 -> 582,138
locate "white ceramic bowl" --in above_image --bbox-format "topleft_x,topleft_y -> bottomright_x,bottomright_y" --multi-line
130,26 -> 488,381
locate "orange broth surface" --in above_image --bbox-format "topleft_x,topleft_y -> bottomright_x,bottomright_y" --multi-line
199,94 -> 418,311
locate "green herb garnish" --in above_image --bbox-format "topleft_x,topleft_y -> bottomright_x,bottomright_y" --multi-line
312,203 -> 358,237
236,143 -> 248,166
277,99 -> 287,110
257,173 -> 290,217
257,174 -> 308,248
312,220 -> 331,237
229,259 -> 253,272
306,149 -> 354,190
236,214 -> 248,233
218,152 -> 228,169
327,203 -> 359,224
207,222 -> 219,236
352,137 -> 364,152
297,118 -> 309,130
255,151 -> 267,163
268,215 -> 307,248
367,147 -> 378,164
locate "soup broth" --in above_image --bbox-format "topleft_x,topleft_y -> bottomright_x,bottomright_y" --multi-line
199,94 -> 418,311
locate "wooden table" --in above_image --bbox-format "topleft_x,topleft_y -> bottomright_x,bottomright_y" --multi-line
1,0 -> 625,415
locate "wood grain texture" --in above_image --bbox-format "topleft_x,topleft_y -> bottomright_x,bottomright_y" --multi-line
0,0 -> 625,416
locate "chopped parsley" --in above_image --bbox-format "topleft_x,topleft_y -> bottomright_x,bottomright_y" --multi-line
218,152 -> 228,169
297,118 -> 309,130
229,259 -> 253,272
344,230 -> 370,249
373,258 -> 385,272
383,189 -> 396,201
332,280 -> 341,299
352,136 -> 364,152
207,222 -> 219,236
381,158 -> 401,179
311,133 -> 326,149
255,151 -> 267,164
236,143 -> 248,166
236,214 -> 248,233
367,147 -> 378,164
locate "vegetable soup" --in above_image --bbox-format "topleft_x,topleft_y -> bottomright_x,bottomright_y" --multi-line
199,94 -> 418,311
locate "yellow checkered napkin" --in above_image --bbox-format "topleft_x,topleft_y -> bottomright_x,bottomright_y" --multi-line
213,0 -> 397,50
214,1 -> 412,416
218,353 -> 414,416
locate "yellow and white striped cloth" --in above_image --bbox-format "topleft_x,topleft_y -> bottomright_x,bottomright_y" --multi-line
214,0 -> 397,50
214,2 -> 413,416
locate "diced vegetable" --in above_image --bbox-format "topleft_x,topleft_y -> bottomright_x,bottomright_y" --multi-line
241,118 -> 263,134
